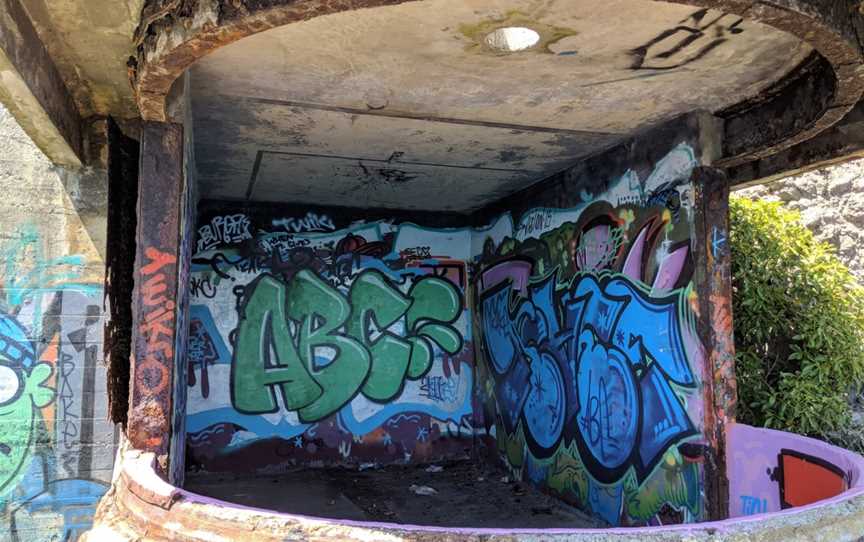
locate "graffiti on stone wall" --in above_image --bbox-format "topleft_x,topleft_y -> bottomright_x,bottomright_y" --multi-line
776,449 -> 848,509
0,225 -> 111,541
132,247 -> 178,453
272,212 -> 335,233
473,144 -> 706,526
197,213 -> 253,253
186,144 -> 709,525
186,218 -> 475,468
231,269 -> 463,421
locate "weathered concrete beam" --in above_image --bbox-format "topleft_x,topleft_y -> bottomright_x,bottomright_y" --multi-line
693,166 -> 736,521
0,0 -> 83,166
127,121 -> 184,476
728,100 -> 864,187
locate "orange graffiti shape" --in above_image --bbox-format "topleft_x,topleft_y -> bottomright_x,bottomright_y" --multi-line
141,247 -> 176,275
137,354 -> 170,396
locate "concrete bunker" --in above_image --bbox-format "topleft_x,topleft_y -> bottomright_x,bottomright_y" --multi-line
90,0 -> 864,539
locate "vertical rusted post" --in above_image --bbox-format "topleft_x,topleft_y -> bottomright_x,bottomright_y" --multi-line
693,166 -> 738,521
127,121 -> 183,477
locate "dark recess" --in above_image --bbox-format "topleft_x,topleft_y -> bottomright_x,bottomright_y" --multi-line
104,117 -> 140,427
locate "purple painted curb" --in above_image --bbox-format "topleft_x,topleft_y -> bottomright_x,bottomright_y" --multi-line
126,422 -> 864,536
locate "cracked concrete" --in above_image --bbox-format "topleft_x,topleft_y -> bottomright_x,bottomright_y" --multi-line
20,0 -> 143,118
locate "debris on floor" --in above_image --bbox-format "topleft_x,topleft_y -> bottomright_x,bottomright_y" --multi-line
185,460 -> 604,529
409,484 -> 438,496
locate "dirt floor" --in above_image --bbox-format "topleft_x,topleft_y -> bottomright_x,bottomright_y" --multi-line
185,460 -> 604,529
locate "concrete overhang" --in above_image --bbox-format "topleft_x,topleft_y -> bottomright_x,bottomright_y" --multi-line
1,0 -> 864,185
128,0 -> 864,211
0,0 -> 83,166
16,0 -> 143,119
0,0 -> 141,166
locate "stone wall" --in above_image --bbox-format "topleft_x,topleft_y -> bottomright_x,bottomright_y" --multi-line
0,104 -> 116,540
185,202 -> 477,473
736,159 -> 864,281
472,138 -> 716,527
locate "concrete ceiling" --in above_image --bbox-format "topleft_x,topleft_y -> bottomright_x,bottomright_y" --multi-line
190,0 -> 812,212
21,0 -> 143,118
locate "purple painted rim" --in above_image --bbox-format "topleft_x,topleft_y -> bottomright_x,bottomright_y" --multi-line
165,424 -> 864,535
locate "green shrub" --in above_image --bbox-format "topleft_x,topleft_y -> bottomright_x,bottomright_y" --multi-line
730,195 -> 864,436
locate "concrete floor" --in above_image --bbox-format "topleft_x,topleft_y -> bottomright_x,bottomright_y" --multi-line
185,460 -> 603,529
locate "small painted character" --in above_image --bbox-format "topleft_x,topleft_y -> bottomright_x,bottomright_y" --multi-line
0,314 -> 54,497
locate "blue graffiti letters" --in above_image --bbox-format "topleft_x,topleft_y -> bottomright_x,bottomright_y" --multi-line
479,263 -> 698,483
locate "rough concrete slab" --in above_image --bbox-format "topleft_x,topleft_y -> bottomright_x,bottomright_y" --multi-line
19,0 -> 143,118
0,0 -> 82,166
185,460 -> 604,529
185,473 -> 368,521
86,448 -> 864,541
187,0 -> 812,210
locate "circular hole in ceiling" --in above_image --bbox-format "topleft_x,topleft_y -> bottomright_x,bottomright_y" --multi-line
484,27 -> 540,52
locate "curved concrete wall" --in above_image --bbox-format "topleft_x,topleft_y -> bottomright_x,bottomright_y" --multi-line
727,423 -> 864,517
86,423 -> 864,541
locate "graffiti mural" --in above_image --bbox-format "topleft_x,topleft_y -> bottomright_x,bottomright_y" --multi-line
231,269 -> 463,420
472,144 -> 707,526
189,143 -> 713,526
187,213 -> 476,469
0,224 -> 113,541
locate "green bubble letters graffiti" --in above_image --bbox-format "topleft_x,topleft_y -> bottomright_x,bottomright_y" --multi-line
230,269 -> 464,422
